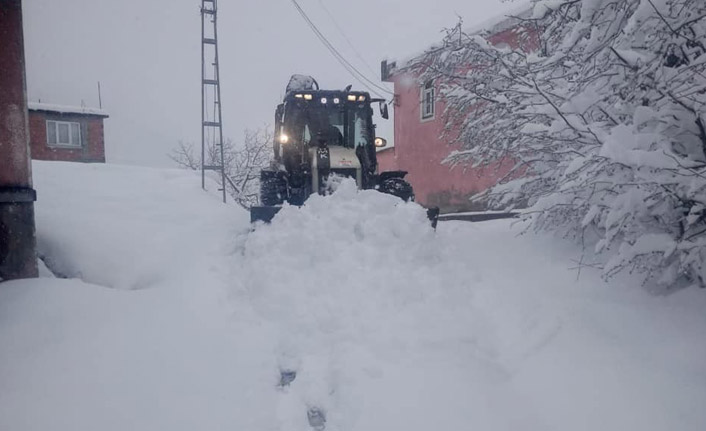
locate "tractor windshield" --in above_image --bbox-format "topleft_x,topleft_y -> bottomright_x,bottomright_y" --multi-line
285,104 -> 371,149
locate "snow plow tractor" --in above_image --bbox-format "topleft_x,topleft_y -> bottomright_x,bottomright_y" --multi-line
250,75 -> 439,226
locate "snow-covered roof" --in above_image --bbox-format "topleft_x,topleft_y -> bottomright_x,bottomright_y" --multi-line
461,0 -> 534,36
28,102 -> 109,118
387,1 -> 534,73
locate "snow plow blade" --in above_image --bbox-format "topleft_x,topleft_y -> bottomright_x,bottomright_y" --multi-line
250,206 -> 282,223
251,205 -> 439,228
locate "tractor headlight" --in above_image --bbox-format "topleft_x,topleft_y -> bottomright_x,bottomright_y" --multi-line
321,97 -> 328,104
374,137 -> 387,148
278,134 -> 290,144
347,95 -> 357,102
358,95 -> 366,102
304,94 -> 313,100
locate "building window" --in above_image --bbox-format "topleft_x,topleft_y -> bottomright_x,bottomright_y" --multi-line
47,120 -> 81,147
421,80 -> 435,121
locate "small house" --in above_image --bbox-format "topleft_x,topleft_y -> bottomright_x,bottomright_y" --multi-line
28,102 -> 109,163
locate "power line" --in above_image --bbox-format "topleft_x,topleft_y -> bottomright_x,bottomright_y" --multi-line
315,0 -> 378,77
289,0 -> 394,98
290,0 -> 389,96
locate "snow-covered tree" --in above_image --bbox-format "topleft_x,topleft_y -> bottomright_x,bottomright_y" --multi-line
170,127 -> 272,208
410,0 -> 706,289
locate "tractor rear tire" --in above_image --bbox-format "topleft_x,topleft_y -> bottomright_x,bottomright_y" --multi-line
379,177 -> 415,202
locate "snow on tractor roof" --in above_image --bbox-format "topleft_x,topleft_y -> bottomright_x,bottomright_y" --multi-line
285,75 -> 319,95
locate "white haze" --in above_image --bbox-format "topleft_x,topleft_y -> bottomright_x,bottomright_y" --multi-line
23,0 -> 526,167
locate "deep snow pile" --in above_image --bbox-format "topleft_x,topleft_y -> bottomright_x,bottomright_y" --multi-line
32,161 -> 247,289
1,161 -> 258,431
236,179 -> 706,431
237,182 -> 472,430
1,162 -> 705,431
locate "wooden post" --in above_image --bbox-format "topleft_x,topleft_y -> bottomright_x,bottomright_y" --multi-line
0,0 -> 38,280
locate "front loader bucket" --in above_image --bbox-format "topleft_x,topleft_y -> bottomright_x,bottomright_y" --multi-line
250,206 -> 282,223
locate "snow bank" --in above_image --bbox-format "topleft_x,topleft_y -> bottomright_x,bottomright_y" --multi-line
3,161 -> 267,431
237,181 -> 500,430
2,164 -> 705,431
32,161 -> 247,289
0,276 -> 280,431
234,179 -> 706,431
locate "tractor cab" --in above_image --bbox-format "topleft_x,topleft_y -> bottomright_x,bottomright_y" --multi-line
273,85 -> 388,197
275,90 -> 386,151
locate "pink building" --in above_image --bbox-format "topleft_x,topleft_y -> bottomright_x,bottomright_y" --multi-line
378,12 -> 535,213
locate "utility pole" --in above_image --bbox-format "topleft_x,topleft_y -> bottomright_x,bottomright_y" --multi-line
200,0 -> 227,203
0,0 -> 38,280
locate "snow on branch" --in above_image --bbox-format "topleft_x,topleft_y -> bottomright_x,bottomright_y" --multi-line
413,0 -> 706,290
170,128 -> 272,209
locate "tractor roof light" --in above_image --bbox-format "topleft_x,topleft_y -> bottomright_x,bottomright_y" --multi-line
304,94 -> 313,100
347,95 -> 357,102
294,94 -> 303,98
358,95 -> 366,102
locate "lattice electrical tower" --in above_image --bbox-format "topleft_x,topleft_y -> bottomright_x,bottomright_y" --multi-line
200,0 -> 227,203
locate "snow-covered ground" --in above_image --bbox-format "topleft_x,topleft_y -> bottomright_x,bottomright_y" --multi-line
1,161 -> 705,431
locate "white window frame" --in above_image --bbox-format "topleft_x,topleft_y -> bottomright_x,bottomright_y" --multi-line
46,120 -> 82,148
420,80 -> 435,122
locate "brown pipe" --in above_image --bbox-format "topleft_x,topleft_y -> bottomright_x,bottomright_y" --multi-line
0,0 -> 38,280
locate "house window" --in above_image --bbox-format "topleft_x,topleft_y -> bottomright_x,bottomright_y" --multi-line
421,80 -> 435,121
46,120 -> 81,147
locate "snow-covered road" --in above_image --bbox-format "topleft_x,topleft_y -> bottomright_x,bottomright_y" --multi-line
1,161 -> 705,431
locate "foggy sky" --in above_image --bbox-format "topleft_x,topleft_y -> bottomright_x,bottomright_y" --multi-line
23,0 -> 527,167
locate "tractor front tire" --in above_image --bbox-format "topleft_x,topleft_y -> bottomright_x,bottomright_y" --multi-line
260,173 -> 288,206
